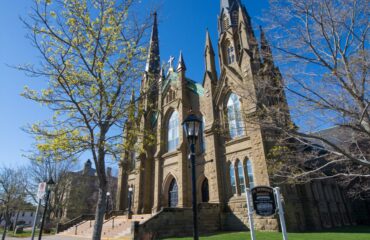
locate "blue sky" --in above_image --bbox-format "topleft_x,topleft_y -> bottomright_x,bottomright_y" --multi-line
0,0 -> 269,169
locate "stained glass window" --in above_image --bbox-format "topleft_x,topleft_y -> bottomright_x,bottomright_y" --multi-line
246,160 -> 254,189
230,164 -> 236,195
227,93 -> 245,139
168,111 -> 179,152
237,161 -> 246,193
168,179 -> 178,207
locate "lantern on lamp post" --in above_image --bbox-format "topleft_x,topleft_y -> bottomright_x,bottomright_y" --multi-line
182,111 -> 202,240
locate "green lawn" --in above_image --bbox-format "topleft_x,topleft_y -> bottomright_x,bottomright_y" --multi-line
7,229 -> 56,238
164,226 -> 370,240
8,230 -> 35,238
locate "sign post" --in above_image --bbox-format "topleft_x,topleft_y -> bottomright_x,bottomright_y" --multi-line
274,187 -> 288,240
245,188 -> 256,240
31,182 -> 46,240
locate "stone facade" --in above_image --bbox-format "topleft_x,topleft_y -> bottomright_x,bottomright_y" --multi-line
133,204 -> 220,240
116,0 -> 355,233
63,160 -> 117,220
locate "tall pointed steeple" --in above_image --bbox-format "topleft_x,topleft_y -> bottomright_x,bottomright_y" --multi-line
220,0 -> 241,12
145,12 -> 160,74
160,65 -> 165,79
176,51 -> 186,72
260,26 -> 274,65
205,29 -> 215,56
219,0 -> 241,34
158,64 -> 165,91
218,0 -> 260,68
204,30 -> 217,81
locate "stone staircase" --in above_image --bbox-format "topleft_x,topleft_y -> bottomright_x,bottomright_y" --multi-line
58,214 -> 152,239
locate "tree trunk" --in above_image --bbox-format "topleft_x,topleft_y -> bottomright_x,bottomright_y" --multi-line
92,186 -> 107,240
2,216 -> 9,240
13,210 -> 20,234
1,226 -> 7,240
92,135 -> 108,240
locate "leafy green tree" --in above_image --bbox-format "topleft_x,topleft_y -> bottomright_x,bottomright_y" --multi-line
19,0 -> 151,238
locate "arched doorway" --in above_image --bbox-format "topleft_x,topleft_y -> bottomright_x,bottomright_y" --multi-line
168,179 -> 178,207
201,178 -> 209,203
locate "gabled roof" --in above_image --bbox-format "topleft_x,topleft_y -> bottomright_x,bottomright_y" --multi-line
161,71 -> 204,96
310,126 -> 357,150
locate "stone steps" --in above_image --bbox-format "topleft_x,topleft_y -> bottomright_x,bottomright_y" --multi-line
57,214 -> 152,239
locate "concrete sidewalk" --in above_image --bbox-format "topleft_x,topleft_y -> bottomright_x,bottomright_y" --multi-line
6,235 -> 130,240
6,236 -> 89,240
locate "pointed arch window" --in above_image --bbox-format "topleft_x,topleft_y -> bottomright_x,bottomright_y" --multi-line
245,160 -> 254,189
227,46 -> 235,64
223,16 -> 229,31
227,93 -> 245,139
223,41 -> 235,65
201,116 -> 206,153
166,89 -> 176,103
168,179 -> 178,207
168,111 -> 179,152
130,151 -> 136,170
231,11 -> 239,26
237,161 -> 246,193
201,178 -> 210,203
230,163 -> 236,195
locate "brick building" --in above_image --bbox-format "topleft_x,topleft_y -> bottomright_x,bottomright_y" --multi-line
62,160 -> 117,220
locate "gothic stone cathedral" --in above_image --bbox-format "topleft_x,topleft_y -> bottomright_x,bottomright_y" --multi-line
116,0 -> 354,232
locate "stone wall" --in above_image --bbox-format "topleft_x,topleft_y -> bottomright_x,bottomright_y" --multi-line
222,196 -> 278,231
133,203 -> 220,240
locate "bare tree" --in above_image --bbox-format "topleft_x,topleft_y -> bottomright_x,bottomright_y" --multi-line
0,167 -> 27,240
25,149 -> 78,226
18,0 -> 153,238
249,0 -> 370,192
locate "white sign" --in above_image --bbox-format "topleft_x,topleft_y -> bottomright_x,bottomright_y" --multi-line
37,182 -> 46,200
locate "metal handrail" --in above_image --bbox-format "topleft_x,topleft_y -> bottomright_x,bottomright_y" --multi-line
57,214 -> 95,233
74,220 -> 87,235
103,215 -> 118,229
74,219 -> 94,235
105,210 -> 126,219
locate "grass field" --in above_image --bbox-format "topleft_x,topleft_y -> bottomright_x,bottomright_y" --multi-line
164,226 -> 370,240
7,229 -> 55,238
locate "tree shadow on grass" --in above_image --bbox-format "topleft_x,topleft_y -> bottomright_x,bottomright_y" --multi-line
297,225 -> 370,234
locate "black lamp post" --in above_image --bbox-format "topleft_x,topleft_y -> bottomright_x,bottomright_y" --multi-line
182,111 -> 202,240
127,186 -> 133,219
38,177 -> 55,240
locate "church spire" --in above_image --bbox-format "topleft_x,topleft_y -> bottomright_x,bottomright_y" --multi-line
221,0 -> 241,12
160,65 -> 165,79
176,51 -> 186,72
260,26 -> 274,65
205,29 -> 215,56
219,0 -> 242,34
205,30 -> 217,80
145,12 -> 160,74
